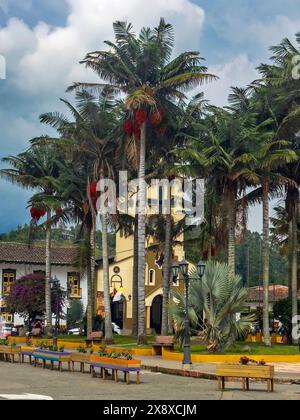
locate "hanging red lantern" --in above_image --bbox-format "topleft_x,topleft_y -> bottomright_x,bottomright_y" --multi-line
123,119 -> 133,135
133,123 -> 141,140
150,109 -> 163,127
135,109 -> 147,125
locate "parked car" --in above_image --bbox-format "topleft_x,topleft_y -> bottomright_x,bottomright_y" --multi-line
112,322 -> 121,335
0,323 -> 13,339
67,326 -> 84,336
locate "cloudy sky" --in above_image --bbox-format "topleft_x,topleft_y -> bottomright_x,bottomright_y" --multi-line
0,0 -> 300,233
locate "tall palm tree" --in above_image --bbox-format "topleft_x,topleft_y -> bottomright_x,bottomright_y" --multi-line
257,33 -> 300,342
69,20 -> 216,343
1,144 -> 64,330
39,90 -> 117,340
176,105 -> 259,275
231,84 -> 298,346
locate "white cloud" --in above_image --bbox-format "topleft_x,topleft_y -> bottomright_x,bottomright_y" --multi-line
218,13 -> 300,55
0,0 -> 205,96
203,54 -> 259,107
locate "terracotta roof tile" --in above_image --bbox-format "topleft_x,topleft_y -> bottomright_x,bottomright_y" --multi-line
246,285 -> 289,303
0,242 -> 78,266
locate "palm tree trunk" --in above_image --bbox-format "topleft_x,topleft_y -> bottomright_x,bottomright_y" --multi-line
90,213 -> 96,315
45,210 -> 52,331
288,219 -> 293,300
227,187 -> 236,275
137,122 -> 147,345
102,213 -> 113,344
291,192 -> 299,345
86,227 -> 93,337
262,176 -> 271,346
132,215 -> 139,336
162,213 -> 172,335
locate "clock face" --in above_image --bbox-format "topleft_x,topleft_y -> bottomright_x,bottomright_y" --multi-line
113,266 -> 120,274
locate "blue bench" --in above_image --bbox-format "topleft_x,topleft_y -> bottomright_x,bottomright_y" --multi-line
32,350 -> 72,372
90,363 -> 141,384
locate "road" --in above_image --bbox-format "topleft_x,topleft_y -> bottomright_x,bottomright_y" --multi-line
0,362 -> 299,400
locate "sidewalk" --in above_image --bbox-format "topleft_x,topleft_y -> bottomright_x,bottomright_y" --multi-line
139,356 -> 300,384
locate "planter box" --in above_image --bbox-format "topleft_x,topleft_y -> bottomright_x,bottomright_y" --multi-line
90,355 -> 141,369
33,350 -> 71,362
71,353 -> 91,364
0,345 -> 21,363
32,350 -> 72,372
216,364 -> 274,379
216,364 -> 275,392
0,345 -> 20,354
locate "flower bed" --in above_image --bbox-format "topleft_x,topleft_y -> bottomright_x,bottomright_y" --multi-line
90,347 -> 141,368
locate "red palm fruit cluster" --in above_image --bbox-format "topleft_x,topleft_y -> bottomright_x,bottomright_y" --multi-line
55,208 -> 63,216
133,123 -> 141,140
88,182 -> 100,209
123,120 -> 133,135
203,247 -> 216,259
156,124 -> 167,136
135,109 -> 147,125
150,109 -> 164,127
30,207 -> 46,221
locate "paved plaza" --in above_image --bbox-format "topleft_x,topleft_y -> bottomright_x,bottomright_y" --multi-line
0,362 -> 299,400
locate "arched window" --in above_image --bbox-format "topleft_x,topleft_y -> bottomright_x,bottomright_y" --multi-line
145,263 -> 149,285
149,269 -> 155,286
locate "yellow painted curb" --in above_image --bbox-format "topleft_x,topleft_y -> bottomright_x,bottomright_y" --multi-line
163,350 -> 300,364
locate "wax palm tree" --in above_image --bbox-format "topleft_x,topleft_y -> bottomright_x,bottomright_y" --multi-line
39,90 -> 118,340
229,84 -> 298,346
176,104 -> 259,275
1,144 -> 65,330
69,20 -> 217,343
257,33 -> 300,342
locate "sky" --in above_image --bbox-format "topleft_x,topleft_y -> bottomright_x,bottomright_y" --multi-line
1,0 -> 300,233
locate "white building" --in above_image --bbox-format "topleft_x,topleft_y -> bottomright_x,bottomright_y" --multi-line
0,242 -> 87,326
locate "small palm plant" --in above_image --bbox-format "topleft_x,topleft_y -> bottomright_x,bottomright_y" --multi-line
170,261 -> 254,353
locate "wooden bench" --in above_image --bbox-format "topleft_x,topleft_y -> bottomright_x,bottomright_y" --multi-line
152,336 -> 174,356
216,364 -> 275,393
85,332 -> 104,347
32,350 -> 71,372
91,363 -> 141,385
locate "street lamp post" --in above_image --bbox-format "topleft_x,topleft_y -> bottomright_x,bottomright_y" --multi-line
172,260 -> 206,368
50,276 -> 60,348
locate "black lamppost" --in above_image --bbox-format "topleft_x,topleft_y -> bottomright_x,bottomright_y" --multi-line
50,276 -> 60,348
172,260 -> 206,367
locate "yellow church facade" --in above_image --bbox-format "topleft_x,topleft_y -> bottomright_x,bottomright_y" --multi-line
96,231 -> 186,333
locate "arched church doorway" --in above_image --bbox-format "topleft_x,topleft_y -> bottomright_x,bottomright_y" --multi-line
150,295 -> 163,334
111,297 -> 125,330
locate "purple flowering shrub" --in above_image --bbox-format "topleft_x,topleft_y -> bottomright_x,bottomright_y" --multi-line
4,273 -> 65,324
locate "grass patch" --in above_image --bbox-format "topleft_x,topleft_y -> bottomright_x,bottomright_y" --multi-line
174,342 -> 299,355
54,334 -> 154,348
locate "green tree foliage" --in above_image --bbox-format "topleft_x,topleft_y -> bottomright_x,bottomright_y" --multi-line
170,261 -> 254,353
